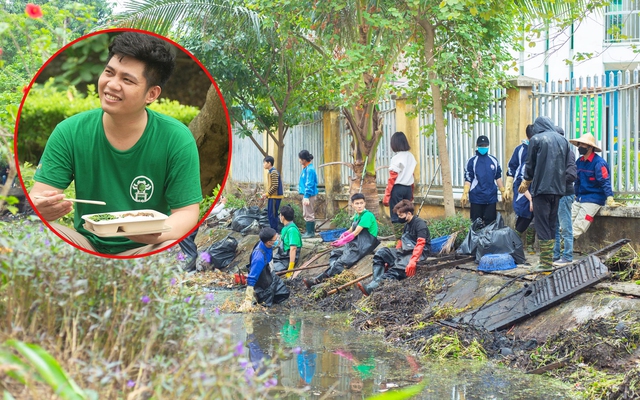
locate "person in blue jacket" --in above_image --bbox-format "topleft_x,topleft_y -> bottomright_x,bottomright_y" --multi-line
569,133 -> 623,239
239,227 -> 290,311
298,150 -> 318,238
460,135 -> 505,226
503,125 -> 534,233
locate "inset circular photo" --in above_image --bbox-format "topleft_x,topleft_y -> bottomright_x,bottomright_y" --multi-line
15,28 -> 231,258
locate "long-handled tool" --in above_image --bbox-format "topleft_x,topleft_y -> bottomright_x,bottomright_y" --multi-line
292,248 -> 332,279
417,162 -> 441,216
324,272 -> 373,297
275,263 -> 329,276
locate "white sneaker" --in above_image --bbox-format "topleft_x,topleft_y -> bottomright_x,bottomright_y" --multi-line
552,258 -> 572,267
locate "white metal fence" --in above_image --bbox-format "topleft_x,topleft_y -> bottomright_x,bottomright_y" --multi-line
532,71 -> 640,194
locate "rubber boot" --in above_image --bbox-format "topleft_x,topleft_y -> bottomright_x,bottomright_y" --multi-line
303,271 -> 327,289
535,239 -> 554,272
302,221 -> 315,239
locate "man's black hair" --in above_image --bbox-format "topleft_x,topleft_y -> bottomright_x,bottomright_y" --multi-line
279,205 -> 294,221
264,156 -> 275,166
526,124 -> 534,139
107,31 -> 176,89
390,131 -> 411,152
351,193 -> 365,202
259,227 -> 277,243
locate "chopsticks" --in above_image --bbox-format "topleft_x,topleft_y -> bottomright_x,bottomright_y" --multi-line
33,195 -> 106,206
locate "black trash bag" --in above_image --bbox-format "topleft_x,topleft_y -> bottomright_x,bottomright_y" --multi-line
241,220 -> 261,236
271,244 -> 301,273
258,209 -> 271,228
456,214 -> 506,255
206,234 -> 238,269
230,207 -> 271,232
475,227 -> 526,264
325,229 -> 380,277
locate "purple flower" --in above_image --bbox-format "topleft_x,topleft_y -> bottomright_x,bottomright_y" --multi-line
214,308 -> 220,316
205,293 -> 214,301
39,225 -> 44,232
26,233 -> 31,239
141,296 -> 150,304
185,296 -> 192,303
127,380 -> 135,388
170,278 -> 176,286
200,372 -> 207,380
264,378 -> 278,388
177,253 -> 185,262
292,347 -> 301,354
200,252 -> 211,263
239,360 -> 249,368
44,239 -> 50,246
234,341 -> 244,357
200,308 -> 206,315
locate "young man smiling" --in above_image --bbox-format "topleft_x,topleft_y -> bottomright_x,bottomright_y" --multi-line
29,31 -> 202,256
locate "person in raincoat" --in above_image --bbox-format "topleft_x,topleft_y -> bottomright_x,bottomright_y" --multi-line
271,205 -> 302,277
518,116 -> 575,271
357,200 -> 430,296
239,227 -> 290,312
303,193 -> 379,289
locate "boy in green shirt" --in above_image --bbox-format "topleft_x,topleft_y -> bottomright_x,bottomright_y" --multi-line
303,193 -> 380,288
29,32 -> 202,256
271,205 -> 302,278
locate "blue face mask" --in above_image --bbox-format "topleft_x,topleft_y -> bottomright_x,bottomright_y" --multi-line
477,147 -> 489,155
522,140 -> 529,146
272,240 -> 280,247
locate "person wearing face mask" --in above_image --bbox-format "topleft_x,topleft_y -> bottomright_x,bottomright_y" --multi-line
270,205 -> 302,278
569,133 -> 623,240
461,135 -> 505,226
239,227 -> 291,312
504,125 -> 535,234
356,200 -> 430,296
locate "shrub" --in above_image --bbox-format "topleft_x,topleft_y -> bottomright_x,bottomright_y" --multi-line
331,207 -> 351,229
17,80 -> 200,163
0,219 -> 279,399
427,213 -> 472,247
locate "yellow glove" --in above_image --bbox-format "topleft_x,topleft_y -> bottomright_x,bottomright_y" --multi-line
606,196 -> 624,207
503,176 -> 514,203
285,262 -> 295,279
460,185 -> 470,208
239,286 -> 255,312
518,179 -> 531,194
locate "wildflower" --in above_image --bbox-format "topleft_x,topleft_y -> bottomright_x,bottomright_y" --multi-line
141,295 -> 150,304
170,277 -> 176,286
176,252 -> 185,262
25,3 -> 43,19
44,238 -> 50,246
127,380 -> 135,388
292,347 -> 301,355
214,307 -> 220,315
200,308 -> 206,315
239,360 -> 249,368
39,225 -> 43,232
200,251 -> 211,263
184,296 -> 192,303
205,293 -> 214,301
234,341 -> 243,357
200,372 -> 206,380
26,234 -> 31,239
264,378 -> 277,388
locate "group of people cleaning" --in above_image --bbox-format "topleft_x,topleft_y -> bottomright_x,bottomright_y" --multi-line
238,120 -> 622,311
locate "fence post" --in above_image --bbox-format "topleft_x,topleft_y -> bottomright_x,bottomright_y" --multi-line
323,108 -> 342,217
395,96 -> 421,184
506,76 -> 540,162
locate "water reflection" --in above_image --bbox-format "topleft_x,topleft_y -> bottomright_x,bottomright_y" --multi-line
229,313 -> 574,399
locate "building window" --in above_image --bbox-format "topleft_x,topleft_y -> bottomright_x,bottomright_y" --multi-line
605,0 -> 640,43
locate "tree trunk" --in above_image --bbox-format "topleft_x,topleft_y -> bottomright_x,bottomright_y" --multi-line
188,84 -> 230,197
348,160 -> 381,218
421,19 -> 456,217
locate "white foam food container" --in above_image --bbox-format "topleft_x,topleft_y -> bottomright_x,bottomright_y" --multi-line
82,209 -> 169,235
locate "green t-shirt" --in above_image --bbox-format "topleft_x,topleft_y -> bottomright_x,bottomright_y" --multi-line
353,209 -> 378,237
281,222 -> 302,252
34,108 -> 202,254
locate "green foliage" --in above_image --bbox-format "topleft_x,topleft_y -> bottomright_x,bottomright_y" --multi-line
0,220 -> 277,398
287,202 -> 306,230
17,81 -> 200,163
377,223 -> 395,237
331,207 -> 352,229
421,333 -> 487,361
365,381 -> 427,400
224,193 -> 247,210
427,213 -> 472,247
200,184 -> 221,220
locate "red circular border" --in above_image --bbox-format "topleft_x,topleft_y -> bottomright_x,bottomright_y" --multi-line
13,27 -> 233,260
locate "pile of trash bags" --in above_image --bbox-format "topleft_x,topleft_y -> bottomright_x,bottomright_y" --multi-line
457,213 -> 526,264
229,206 -> 271,235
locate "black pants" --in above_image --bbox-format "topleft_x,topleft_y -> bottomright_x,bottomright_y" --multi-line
515,216 -> 533,234
389,184 -> 413,223
267,198 -> 281,231
532,194 -> 561,240
470,203 -> 497,226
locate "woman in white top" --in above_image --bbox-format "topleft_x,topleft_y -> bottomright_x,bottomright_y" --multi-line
383,131 -> 417,223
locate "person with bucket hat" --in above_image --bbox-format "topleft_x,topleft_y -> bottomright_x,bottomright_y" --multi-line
570,133 -> 623,239
461,135 -> 505,226
518,116 -> 574,271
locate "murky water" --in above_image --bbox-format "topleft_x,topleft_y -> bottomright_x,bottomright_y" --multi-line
222,311 -> 576,399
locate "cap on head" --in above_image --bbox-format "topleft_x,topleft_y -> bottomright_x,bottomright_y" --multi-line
476,135 -> 490,146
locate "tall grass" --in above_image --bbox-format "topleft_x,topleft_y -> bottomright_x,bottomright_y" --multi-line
0,218 -> 277,398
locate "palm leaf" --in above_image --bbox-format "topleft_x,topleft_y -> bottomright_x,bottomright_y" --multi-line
111,0 -> 261,37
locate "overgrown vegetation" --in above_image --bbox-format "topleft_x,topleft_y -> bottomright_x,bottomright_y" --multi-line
427,213 -> 472,247
0,219 -> 279,398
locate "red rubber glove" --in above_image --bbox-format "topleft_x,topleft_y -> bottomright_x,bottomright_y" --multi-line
332,232 -> 355,247
383,171 -> 398,206
406,237 -> 426,277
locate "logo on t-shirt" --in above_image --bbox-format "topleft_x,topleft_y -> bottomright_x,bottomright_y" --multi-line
130,176 -> 154,203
